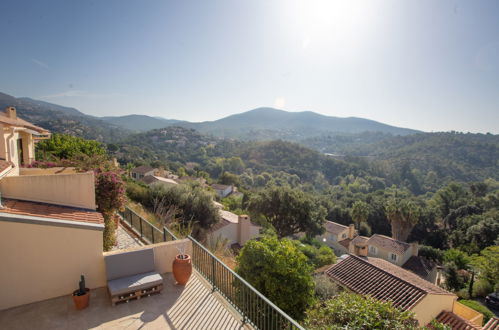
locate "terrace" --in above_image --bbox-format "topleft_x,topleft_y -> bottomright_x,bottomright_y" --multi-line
0,207 -> 303,330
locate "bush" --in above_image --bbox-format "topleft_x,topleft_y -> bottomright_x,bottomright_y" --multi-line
236,235 -> 315,320
419,245 -> 444,263
314,274 -> 339,301
304,292 -> 418,329
293,241 -> 336,268
472,279 -> 494,298
459,300 -> 495,323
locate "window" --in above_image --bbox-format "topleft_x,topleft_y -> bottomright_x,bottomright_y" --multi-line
369,245 -> 377,255
341,233 -> 347,239
390,253 -> 398,262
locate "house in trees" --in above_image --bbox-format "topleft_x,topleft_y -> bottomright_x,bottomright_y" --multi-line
131,165 -> 156,180
206,210 -> 261,247
211,184 -> 234,198
317,221 -> 356,255
324,255 -> 483,327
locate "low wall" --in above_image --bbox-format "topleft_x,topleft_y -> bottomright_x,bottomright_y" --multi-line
0,219 -> 106,311
411,293 -> 456,326
0,171 -> 96,209
453,301 -> 484,326
103,239 -> 193,274
19,167 -> 78,176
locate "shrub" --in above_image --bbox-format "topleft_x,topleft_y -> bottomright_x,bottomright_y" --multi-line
314,274 -> 339,301
459,300 -> 495,323
419,245 -> 444,263
472,279 -> 494,298
304,292 -> 418,329
236,235 -> 315,320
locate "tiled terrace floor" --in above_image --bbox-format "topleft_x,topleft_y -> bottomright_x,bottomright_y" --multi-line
0,273 -> 248,330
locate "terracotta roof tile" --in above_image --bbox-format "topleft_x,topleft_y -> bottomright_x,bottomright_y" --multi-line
402,256 -> 438,279
0,199 -> 104,224
367,234 -> 411,255
0,111 -> 49,134
352,235 -> 369,246
132,165 -> 155,174
0,160 -> 13,173
324,221 -> 348,235
326,255 -> 453,311
483,317 -> 499,330
338,238 -> 352,249
433,311 -> 479,329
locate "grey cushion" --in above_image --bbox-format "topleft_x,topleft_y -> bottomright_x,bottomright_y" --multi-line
105,248 -> 156,281
107,271 -> 163,296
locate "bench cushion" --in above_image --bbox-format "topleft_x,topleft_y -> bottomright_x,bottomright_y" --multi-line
107,271 -> 163,296
105,248 -> 156,281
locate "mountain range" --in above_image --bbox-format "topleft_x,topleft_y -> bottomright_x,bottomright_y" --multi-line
0,92 -> 419,140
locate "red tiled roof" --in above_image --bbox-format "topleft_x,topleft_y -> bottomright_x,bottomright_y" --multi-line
352,235 -> 369,246
0,160 -> 13,173
132,165 -> 155,174
324,221 -> 348,235
402,256 -> 438,279
325,255 -> 453,311
338,238 -> 352,249
367,234 -> 411,255
483,317 -> 499,330
433,311 -> 479,329
0,199 -> 104,224
0,111 -> 49,134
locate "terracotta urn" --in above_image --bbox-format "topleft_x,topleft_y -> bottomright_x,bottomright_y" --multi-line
72,288 -> 90,310
173,254 -> 192,285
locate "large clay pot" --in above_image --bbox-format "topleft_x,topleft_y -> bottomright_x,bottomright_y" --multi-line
173,254 -> 192,285
72,288 -> 90,310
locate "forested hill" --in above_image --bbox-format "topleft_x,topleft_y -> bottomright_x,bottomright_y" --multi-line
109,126 -> 498,193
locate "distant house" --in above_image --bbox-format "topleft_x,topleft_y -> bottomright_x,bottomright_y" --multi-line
211,184 -> 234,199
348,233 -> 442,284
325,255 -> 458,326
207,210 -> 261,247
131,165 -> 156,180
141,175 -> 178,187
317,221 -> 356,256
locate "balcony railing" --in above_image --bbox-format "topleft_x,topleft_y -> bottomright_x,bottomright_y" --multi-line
119,206 -> 304,330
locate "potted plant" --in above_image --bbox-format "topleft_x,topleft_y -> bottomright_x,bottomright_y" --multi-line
72,275 -> 90,310
170,221 -> 193,285
173,243 -> 192,285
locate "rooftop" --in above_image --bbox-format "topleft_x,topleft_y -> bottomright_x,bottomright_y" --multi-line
0,107 -> 49,134
351,235 -> 369,246
0,272 -> 248,330
434,311 -> 479,330
211,183 -> 232,190
402,256 -> 438,279
367,234 -> 411,255
324,221 -> 348,235
326,255 -> 453,310
141,175 -> 178,185
132,165 -> 155,174
0,199 -> 104,225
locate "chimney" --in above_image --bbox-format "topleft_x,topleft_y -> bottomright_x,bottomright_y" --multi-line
348,224 -> 355,239
5,107 -> 17,119
357,245 -> 368,257
410,242 -> 419,256
237,215 -> 251,246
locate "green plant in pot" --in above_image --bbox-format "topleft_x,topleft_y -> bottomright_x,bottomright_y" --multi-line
72,275 -> 90,310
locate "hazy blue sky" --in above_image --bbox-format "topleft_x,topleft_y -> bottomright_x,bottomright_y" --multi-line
1,0 -> 498,133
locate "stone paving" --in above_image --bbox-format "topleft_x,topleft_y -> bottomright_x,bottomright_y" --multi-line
112,223 -> 144,251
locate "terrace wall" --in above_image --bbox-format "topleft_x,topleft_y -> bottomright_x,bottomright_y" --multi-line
0,171 -> 96,209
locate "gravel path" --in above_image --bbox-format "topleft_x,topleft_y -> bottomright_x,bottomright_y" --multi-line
112,224 -> 144,250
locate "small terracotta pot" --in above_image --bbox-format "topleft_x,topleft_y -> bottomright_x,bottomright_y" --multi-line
72,288 -> 90,310
173,254 -> 192,285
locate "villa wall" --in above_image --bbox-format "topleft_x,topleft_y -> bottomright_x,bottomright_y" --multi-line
410,293 -> 456,326
0,220 -> 106,310
453,301 -> 484,326
0,171 -> 96,209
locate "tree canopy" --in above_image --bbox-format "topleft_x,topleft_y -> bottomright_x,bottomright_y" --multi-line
235,235 -> 315,320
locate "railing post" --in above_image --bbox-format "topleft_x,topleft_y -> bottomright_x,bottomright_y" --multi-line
151,226 -> 155,244
163,228 -> 167,242
212,256 -> 216,292
139,218 -> 143,237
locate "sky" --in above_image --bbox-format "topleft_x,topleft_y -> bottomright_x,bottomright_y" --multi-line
0,0 -> 498,133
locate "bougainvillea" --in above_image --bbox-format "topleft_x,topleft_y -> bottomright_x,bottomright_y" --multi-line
95,169 -> 126,251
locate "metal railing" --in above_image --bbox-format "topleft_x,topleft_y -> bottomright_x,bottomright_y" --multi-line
119,207 -> 177,244
119,206 -> 304,330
